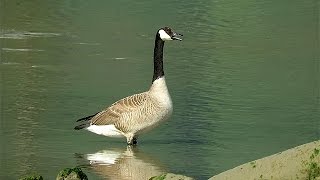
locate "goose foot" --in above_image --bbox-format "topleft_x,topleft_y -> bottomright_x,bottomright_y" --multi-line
126,135 -> 138,145
133,137 -> 137,145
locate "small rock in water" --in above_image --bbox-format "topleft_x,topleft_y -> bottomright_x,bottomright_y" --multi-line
56,167 -> 88,180
19,175 -> 43,180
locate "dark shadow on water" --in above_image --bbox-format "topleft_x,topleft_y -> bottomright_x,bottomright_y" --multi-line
74,146 -> 166,180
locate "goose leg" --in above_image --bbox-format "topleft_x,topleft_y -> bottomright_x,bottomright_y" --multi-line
126,134 -> 137,145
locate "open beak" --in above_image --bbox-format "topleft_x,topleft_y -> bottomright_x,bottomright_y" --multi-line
172,32 -> 183,41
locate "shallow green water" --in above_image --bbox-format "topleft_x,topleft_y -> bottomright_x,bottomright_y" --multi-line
0,0 -> 319,179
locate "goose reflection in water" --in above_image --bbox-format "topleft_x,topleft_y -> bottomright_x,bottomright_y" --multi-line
77,146 -> 166,180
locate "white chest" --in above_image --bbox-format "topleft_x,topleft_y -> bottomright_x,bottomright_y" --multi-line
149,77 -> 173,110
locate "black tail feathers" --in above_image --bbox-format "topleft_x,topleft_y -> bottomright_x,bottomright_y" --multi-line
74,123 -> 89,130
74,113 -> 97,130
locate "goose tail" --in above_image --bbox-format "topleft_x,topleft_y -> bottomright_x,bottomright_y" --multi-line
74,123 -> 89,130
74,113 -> 97,130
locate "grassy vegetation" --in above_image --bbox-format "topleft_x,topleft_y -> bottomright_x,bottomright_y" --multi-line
305,148 -> 320,180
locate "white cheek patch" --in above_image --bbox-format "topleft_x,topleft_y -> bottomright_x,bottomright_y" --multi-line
159,29 -> 172,41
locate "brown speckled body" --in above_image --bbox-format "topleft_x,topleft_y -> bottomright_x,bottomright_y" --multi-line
87,77 -> 172,144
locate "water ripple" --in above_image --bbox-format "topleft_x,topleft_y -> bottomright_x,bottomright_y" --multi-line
2,48 -> 44,52
0,30 -> 61,39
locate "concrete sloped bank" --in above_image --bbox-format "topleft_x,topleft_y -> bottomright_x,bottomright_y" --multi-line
149,173 -> 194,180
209,140 -> 320,180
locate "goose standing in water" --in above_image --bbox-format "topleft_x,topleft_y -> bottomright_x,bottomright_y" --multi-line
74,27 -> 182,145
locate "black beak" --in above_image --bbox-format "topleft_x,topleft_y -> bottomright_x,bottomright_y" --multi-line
172,32 -> 183,41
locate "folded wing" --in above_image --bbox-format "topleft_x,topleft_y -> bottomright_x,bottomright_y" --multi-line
90,92 -> 148,126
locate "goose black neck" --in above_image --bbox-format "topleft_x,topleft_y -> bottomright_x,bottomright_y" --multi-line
152,33 -> 165,82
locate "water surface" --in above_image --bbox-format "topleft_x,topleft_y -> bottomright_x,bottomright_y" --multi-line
1,0 -> 319,179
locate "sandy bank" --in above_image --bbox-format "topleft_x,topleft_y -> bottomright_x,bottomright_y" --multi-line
209,140 -> 320,180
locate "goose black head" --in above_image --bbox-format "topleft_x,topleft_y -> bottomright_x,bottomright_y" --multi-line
158,27 -> 183,41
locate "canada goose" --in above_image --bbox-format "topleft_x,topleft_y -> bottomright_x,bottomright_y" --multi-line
74,27 -> 182,145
